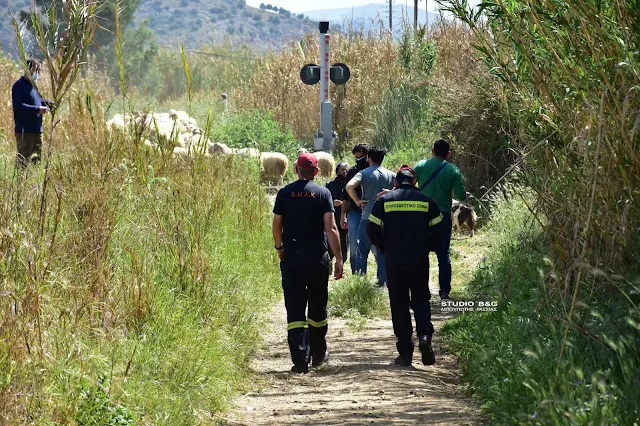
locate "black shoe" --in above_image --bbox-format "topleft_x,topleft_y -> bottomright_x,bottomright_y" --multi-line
290,364 -> 309,374
419,337 -> 436,366
311,351 -> 330,368
393,355 -> 412,366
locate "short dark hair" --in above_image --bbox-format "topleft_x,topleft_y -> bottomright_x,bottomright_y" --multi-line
433,139 -> 450,158
298,166 -> 316,179
352,143 -> 369,155
26,58 -> 42,72
367,146 -> 386,165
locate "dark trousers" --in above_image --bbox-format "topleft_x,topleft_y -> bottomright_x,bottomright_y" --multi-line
280,252 -> 330,368
386,262 -> 434,358
435,212 -> 453,296
15,132 -> 43,168
328,226 -> 348,262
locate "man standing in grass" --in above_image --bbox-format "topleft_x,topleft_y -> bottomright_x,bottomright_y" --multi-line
326,162 -> 350,263
367,165 -> 444,366
413,139 -> 468,300
346,146 -> 396,286
11,58 -> 52,168
340,143 -> 369,274
272,152 -> 343,374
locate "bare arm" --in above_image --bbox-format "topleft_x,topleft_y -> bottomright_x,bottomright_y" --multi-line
346,177 -> 367,208
324,212 -> 344,278
272,214 -> 284,259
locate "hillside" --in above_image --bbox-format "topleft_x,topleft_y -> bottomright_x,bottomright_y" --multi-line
302,2 -> 438,36
0,0 -> 316,55
132,0 -> 317,49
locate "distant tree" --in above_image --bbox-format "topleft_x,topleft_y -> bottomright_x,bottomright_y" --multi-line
268,15 -> 280,24
297,13 -> 304,19
237,0 -> 246,8
19,0 -> 141,50
259,3 -> 265,8
265,4 -> 273,10
109,20 -> 160,95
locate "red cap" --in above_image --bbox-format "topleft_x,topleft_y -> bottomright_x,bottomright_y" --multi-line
296,152 -> 318,169
397,164 -> 416,177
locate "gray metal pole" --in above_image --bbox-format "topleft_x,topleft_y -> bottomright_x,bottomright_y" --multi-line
389,0 -> 392,33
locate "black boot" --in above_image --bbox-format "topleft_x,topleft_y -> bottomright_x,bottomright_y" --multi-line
393,354 -> 412,366
311,350 -> 330,368
418,335 -> 436,366
290,364 -> 309,374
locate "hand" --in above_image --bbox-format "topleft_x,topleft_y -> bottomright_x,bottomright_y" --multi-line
333,259 -> 344,279
340,217 -> 348,230
376,189 -> 391,200
357,200 -> 368,208
333,199 -> 343,207
38,106 -> 49,114
276,248 -> 284,261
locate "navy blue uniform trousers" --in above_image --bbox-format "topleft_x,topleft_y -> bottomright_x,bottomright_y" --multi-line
386,261 -> 434,357
280,252 -> 330,368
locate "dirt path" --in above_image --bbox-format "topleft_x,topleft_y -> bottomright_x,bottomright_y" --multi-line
221,304 -> 481,426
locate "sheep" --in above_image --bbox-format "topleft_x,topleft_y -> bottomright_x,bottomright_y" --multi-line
237,147 -> 260,159
297,148 -> 336,179
260,152 -> 288,186
208,142 -> 233,156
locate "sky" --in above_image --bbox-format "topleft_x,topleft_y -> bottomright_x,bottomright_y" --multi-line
246,0 -> 444,13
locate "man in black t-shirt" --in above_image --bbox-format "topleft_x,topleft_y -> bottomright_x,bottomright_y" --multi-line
326,162 -> 349,262
340,143 -> 369,274
273,152 -> 344,374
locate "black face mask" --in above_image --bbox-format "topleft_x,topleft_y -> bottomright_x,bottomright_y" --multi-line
355,156 -> 368,169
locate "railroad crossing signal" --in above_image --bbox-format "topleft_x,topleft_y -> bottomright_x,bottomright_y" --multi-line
299,22 -> 351,152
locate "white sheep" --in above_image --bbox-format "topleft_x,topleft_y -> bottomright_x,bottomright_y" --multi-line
237,147 -> 260,159
208,142 -> 233,156
260,152 -> 289,186
298,148 -> 336,179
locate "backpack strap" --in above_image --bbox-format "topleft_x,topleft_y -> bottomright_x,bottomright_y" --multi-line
419,161 -> 449,193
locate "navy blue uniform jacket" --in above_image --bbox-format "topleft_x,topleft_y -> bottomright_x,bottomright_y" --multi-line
12,77 -> 45,133
367,184 -> 445,268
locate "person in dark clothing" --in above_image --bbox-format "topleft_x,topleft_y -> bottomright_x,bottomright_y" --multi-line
326,162 -> 350,262
11,59 -> 53,168
367,165 -> 445,366
340,143 -> 369,274
273,152 -> 344,374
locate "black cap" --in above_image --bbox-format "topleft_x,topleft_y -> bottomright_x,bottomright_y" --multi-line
319,22 -> 329,34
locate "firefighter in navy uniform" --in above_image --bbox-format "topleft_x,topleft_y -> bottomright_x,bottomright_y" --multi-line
272,152 -> 344,374
367,165 -> 445,366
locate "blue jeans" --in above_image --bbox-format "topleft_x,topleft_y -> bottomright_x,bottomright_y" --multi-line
347,210 -> 362,274
435,212 -> 452,296
357,217 -> 387,284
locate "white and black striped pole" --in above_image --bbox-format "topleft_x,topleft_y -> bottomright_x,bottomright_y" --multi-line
300,21 -> 350,152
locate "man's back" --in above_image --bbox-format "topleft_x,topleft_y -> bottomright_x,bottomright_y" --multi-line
356,165 -> 396,219
414,157 -> 466,213
371,186 -> 442,266
273,179 -> 334,257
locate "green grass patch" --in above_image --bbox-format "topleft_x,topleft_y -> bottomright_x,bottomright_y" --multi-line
442,195 -> 640,425
329,275 -> 390,328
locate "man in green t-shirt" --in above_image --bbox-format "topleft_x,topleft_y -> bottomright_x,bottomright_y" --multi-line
413,139 -> 467,299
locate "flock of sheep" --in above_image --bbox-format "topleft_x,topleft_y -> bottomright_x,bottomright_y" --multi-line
105,110 -> 337,185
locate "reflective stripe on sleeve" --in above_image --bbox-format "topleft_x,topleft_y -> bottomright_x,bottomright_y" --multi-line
429,213 -> 444,226
287,321 -> 308,331
306,317 -> 328,328
368,214 -> 382,226
384,201 -> 430,213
